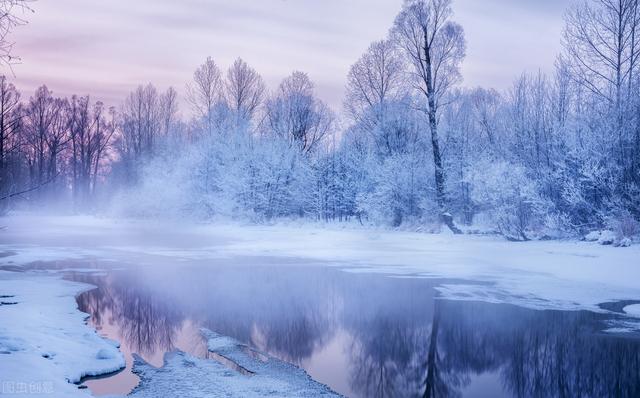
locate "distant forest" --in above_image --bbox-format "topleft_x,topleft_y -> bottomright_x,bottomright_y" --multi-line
1,0 -> 639,242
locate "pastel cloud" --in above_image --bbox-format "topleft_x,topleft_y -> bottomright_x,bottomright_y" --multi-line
7,0 -> 570,112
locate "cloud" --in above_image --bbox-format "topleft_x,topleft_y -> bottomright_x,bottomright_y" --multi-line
5,0 -> 570,113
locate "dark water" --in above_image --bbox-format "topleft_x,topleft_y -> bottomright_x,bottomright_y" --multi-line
67,265 -> 640,398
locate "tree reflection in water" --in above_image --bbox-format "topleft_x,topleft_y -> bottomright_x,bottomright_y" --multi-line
70,266 -> 640,398
74,271 -> 185,356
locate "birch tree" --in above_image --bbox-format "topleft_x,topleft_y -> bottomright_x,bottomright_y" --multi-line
392,0 -> 466,232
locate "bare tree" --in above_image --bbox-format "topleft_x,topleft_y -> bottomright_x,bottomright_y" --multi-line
225,58 -> 265,126
68,96 -> 117,205
345,39 -> 405,124
392,0 -> 466,232
265,71 -> 335,154
119,84 -> 161,183
121,84 -> 160,157
0,0 -> 33,67
23,85 -> 67,192
90,102 -> 116,197
0,75 -> 20,178
563,0 -> 640,106
159,86 -> 179,136
187,56 -> 223,135
563,0 -> 640,193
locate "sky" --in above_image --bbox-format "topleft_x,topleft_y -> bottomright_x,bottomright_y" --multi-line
7,0 -> 571,113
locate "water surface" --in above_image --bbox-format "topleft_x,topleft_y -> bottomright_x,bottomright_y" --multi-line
67,265 -> 640,398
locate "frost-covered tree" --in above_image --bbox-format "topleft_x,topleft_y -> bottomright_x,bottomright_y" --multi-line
187,57 -> 224,136
265,72 -> 335,154
392,0 -> 466,232
225,58 -> 266,126
345,40 -> 405,125
563,0 -> 640,205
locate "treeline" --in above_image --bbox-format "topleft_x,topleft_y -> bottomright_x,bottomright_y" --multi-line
1,0 -> 640,242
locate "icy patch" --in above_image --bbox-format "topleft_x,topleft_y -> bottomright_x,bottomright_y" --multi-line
0,271 -> 125,397
624,304 -> 640,317
128,329 -> 341,398
0,244 -> 103,268
603,318 -> 640,334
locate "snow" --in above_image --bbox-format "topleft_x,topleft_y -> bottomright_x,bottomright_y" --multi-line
624,304 -> 640,317
583,230 -> 632,247
0,270 -> 125,397
598,230 -> 617,245
618,237 -> 633,247
584,231 -> 601,242
128,329 -> 340,397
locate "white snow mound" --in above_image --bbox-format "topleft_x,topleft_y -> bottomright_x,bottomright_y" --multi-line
0,271 -> 125,397
128,329 -> 341,398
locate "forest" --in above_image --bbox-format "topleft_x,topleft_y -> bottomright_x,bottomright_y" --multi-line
0,0 -> 639,242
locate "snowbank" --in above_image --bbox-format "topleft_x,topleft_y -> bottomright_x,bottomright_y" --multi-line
128,329 -> 340,397
624,304 -> 640,318
0,271 -> 125,397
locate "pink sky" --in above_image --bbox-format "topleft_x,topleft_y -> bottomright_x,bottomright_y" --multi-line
6,0 -> 569,114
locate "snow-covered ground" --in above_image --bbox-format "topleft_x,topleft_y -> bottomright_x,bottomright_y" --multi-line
0,271 -> 125,397
1,213 -> 640,396
129,330 -> 340,398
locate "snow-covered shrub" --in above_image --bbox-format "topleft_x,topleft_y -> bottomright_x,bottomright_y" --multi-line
542,212 -> 576,239
597,230 -> 616,245
469,159 -> 550,240
616,238 -> 632,247
309,150 -> 363,222
357,152 -> 430,227
110,151 -> 197,219
608,210 -> 639,242
231,136 -> 312,221
111,125 -> 314,222
584,231 -> 601,242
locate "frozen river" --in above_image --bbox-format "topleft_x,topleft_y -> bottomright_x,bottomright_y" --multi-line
66,263 -> 640,398
2,215 -> 640,397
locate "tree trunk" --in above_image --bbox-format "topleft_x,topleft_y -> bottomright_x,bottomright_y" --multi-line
424,51 -> 461,234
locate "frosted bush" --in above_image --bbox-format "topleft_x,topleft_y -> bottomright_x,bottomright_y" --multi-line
469,159 -> 550,241
608,210 -> 640,241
